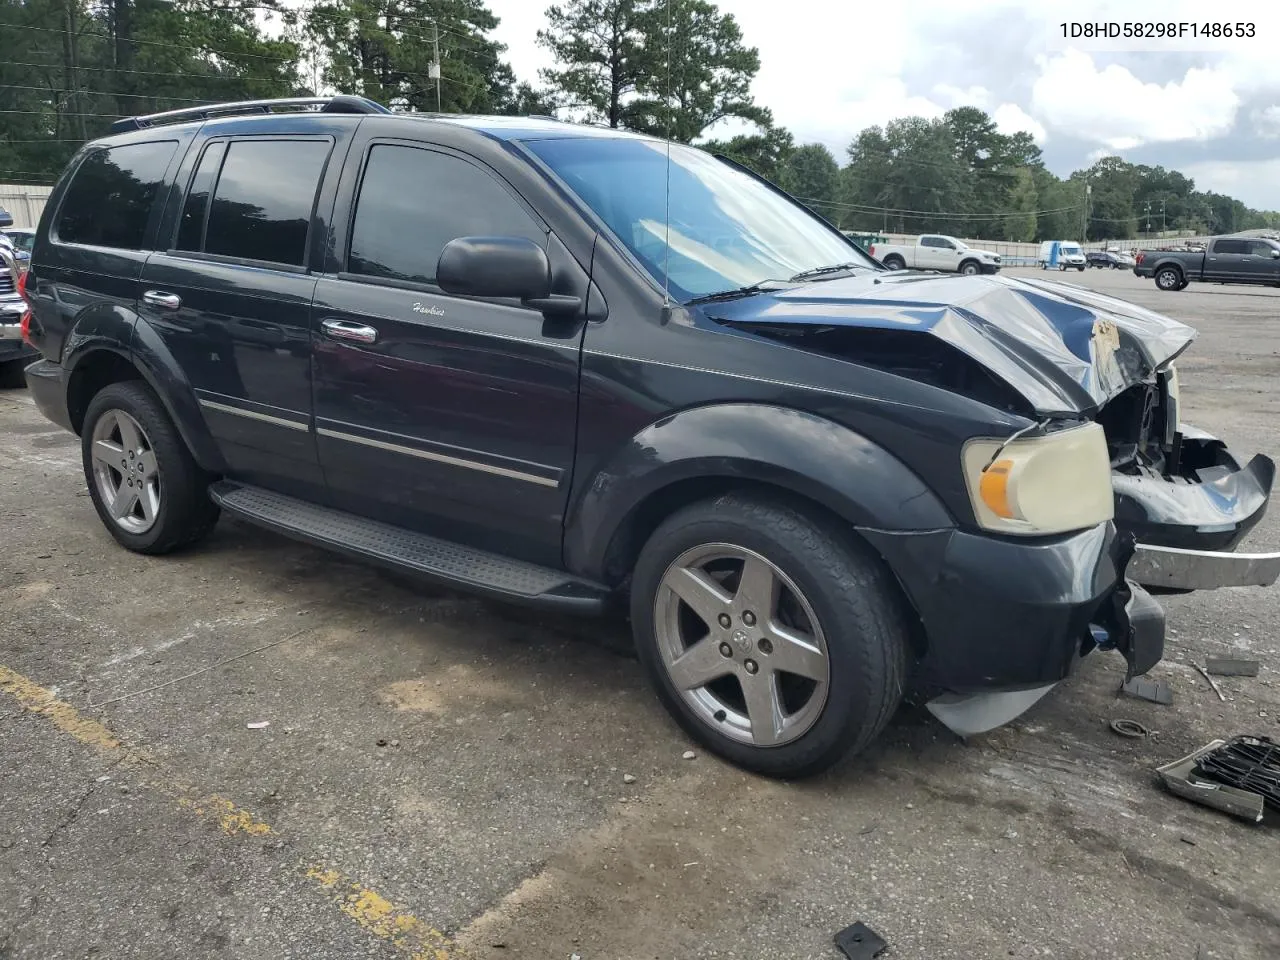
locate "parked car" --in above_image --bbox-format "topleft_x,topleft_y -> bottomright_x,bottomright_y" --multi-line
0,232 -> 35,387
1135,236 -> 1280,290
16,97 -> 1280,777
3,226 -> 36,259
1086,250 -> 1133,269
1038,240 -> 1086,271
869,234 -> 1001,275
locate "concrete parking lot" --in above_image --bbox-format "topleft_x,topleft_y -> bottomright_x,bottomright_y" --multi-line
2,266 -> 1279,960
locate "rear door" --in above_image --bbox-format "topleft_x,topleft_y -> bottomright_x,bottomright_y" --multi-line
310,136 -> 588,567
1204,238 -> 1249,281
139,130 -> 338,498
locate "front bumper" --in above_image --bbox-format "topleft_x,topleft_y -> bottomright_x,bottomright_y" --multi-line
0,298 -> 32,361
979,262 -> 1001,274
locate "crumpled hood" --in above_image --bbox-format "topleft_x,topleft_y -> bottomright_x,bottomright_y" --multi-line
707,271 -> 1196,416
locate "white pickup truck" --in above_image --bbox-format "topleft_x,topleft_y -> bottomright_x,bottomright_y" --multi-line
868,234 -> 1002,275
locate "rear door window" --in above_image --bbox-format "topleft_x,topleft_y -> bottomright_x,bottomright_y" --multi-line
55,140 -> 178,249
201,139 -> 330,267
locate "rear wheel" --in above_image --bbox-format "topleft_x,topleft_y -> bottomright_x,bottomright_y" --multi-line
82,381 -> 220,554
630,493 -> 909,779
1155,266 -> 1183,291
882,255 -> 905,271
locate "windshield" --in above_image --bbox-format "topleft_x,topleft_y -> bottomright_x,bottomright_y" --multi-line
1061,243 -> 1082,255
525,137 -> 873,302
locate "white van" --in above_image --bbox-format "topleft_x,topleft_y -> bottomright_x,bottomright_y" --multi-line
1038,240 -> 1087,271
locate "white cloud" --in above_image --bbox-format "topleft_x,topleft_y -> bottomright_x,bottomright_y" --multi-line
1182,159 -> 1280,208
992,103 -> 1047,143
1030,49 -> 1239,149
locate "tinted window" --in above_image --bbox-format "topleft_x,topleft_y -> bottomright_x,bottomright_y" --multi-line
1214,239 -> 1247,254
920,236 -> 941,247
348,145 -> 544,285
204,139 -> 329,266
56,141 -> 177,249
176,141 -> 227,252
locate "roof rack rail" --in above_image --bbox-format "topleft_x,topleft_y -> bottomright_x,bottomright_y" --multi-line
110,95 -> 390,134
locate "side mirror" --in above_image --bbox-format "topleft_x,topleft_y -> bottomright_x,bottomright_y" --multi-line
1271,249 -> 1279,259
437,236 -> 581,315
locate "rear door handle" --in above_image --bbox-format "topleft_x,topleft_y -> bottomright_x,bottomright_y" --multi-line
142,290 -> 181,310
321,318 -> 378,345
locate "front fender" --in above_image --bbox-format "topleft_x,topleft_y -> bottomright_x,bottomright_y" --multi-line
564,403 -> 954,579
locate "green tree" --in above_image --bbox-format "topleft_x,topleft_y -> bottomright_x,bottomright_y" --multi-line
843,118 -> 968,234
623,0 -> 768,142
779,143 -> 839,212
304,0 -> 515,113
701,123 -> 794,183
536,0 -> 648,127
1002,166 -> 1037,242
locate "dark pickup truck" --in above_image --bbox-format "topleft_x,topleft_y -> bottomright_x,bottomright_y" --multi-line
1135,236 -> 1280,291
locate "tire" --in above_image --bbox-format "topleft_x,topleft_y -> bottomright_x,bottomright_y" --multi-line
0,358 -> 26,389
882,255 -> 905,271
1077,265 -> 1085,271
81,380 -> 220,554
959,260 -> 980,276
629,493 -> 909,779
1155,266 -> 1183,291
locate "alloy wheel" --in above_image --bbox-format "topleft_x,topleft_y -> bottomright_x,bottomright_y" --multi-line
653,543 -> 831,747
90,408 -> 161,534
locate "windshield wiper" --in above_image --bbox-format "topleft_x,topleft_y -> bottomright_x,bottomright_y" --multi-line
685,282 -> 782,305
789,262 -> 866,282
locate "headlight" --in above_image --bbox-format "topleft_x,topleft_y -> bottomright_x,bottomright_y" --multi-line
962,422 -> 1113,535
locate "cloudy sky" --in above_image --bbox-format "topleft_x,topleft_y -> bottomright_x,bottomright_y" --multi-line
487,0 -> 1280,209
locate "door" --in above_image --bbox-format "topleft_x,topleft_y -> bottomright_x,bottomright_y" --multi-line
918,236 -> 951,269
311,140 -> 588,567
1241,240 -> 1280,284
1204,238 -> 1249,281
139,136 -> 333,497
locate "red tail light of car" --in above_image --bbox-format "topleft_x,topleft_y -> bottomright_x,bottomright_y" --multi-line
16,268 -> 32,344
868,244 -> 876,256
1135,252 -> 1145,265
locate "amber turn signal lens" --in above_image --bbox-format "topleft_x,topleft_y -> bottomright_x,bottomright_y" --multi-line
979,458 -> 1015,518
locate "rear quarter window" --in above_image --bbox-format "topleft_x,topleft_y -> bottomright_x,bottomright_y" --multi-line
55,140 -> 178,250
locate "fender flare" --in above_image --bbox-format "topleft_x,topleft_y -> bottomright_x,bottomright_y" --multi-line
563,403 -> 954,581
129,318 -> 226,473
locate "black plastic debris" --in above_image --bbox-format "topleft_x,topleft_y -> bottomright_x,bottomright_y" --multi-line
834,922 -> 887,960
1121,676 -> 1172,705
1195,736 -> 1280,808
1205,658 -> 1261,677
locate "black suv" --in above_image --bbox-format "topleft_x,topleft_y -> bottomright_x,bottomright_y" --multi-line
17,96 -> 1280,777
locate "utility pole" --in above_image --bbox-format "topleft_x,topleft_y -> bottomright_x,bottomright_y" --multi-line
1161,200 -> 1166,235
1144,200 -> 1151,238
431,20 -> 442,112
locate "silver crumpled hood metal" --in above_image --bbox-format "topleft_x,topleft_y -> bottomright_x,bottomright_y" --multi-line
708,271 -> 1197,417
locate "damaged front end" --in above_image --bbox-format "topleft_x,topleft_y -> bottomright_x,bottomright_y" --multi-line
707,271 -> 1280,736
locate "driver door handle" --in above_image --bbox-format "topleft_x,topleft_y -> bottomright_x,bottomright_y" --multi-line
321,318 -> 379,345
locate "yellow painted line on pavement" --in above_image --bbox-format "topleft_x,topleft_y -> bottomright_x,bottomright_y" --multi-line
1,663 -> 463,959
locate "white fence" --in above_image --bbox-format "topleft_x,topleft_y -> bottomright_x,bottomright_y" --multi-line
0,184 -> 52,228
857,231 -> 1268,267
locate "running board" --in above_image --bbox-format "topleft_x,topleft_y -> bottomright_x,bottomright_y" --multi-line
209,481 -> 610,613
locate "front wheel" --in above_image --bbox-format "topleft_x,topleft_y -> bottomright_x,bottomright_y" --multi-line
1155,266 -> 1183,291
630,493 -> 909,779
960,260 -> 980,276
82,381 -> 220,554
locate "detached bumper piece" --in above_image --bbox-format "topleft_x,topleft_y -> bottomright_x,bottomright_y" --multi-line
1156,736 -> 1280,823
1127,542 -> 1280,591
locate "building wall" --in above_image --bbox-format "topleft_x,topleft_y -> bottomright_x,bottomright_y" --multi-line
0,185 -> 54,229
